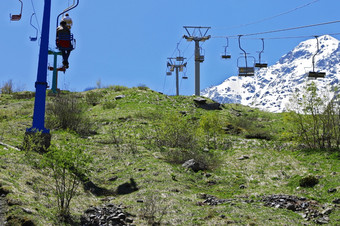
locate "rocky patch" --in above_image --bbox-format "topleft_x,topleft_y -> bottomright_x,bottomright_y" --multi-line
81,203 -> 133,226
198,194 -> 338,224
263,195 -> 337,224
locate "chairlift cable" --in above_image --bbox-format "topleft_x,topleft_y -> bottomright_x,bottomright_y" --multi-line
211,22 -> 340,40
214,0 -> 322,31
236,19 -> 340,37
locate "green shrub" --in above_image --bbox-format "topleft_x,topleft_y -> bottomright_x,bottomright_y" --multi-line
287,82 -> 340,150
42,142 -> 92,221
1,80 -> 14,94
85,91 -> 102,106
155,113 -> 199,150
102,99 -> 117,110
198,113 -> 224,149
46,95 -> 94,135
108,85 -> 128,92
299,175 -> 319,188
136,84 -> 149,91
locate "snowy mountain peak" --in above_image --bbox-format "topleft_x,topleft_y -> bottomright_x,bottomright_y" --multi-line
202,35 -> 340,113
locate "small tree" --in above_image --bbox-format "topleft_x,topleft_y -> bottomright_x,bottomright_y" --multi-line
286,82 -> 340,150
43,142 -> 92,220
1,80 -> 14,94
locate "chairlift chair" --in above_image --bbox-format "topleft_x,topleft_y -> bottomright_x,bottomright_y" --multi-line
166,72 -> 172,76
196,47 -> 205,62
29,13 -> 38,41
10,0 -> 23,21
176,56 -> 184,61
182,75 -> 188,79
221,37 -> 231,59
255,39 -> 268,68
308,36 -> 326,79
56,34 -> 75,51
237,35 -> 255,77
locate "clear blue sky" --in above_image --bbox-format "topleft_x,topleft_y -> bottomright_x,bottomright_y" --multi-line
1,0 -> 339,95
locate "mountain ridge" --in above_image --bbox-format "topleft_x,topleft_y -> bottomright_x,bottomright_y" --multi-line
202,35 -> 340,112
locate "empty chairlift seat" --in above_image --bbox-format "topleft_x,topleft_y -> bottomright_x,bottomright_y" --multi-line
239,67 -> 255,77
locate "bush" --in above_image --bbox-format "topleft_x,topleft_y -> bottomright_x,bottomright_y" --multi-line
42,142 -> 92,220
102,99 -> 117,110
155,113 -> 199,150
198,113 -> 224,149
108,85 -> 128,92
287,82 -> 340,150
85,91 -> 102,106
46,95 -> 94,135
299,175 -> 319,188
1,80 -> 14,94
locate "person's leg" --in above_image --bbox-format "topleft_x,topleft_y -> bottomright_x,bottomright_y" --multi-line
61,50 -> 68,67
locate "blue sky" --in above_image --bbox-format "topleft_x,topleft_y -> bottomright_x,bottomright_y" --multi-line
1,0 -> 340,95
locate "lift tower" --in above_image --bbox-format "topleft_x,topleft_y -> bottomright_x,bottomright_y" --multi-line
166,57 -> 187,96
26,0 -> 52,149
183,26 -> 210,96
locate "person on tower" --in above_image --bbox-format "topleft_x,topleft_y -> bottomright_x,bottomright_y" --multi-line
56,20 -> 72,68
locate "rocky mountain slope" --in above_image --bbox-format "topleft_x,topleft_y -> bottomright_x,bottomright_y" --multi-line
202,35 -> 340,112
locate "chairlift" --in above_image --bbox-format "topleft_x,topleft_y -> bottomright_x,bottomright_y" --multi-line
308,36 -> 326,79
175,43 -> 185,62
255,38 -> 268,68
29,13 -> 38,41
237,35 -> 255,77
196,47 -> 205,62
10,0 -> 23,21
182,75 -> 188,79
221,37 -> 231,59
55,0 -> 79,50
166,72 -> 172,76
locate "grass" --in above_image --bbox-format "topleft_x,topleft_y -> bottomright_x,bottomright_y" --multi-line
0,88 -> 339,225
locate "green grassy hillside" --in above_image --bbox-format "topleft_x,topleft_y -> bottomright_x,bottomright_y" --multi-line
0,87 -> 339,225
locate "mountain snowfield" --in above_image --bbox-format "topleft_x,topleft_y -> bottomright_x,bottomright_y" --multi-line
202,35 -> 340,113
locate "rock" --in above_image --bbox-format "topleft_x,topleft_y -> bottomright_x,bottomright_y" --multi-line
327,188 -> 337,193
286,203 -> 296,211
182,159 -> 204,172
321,208 -> 332,215
193,97 -> 207,104
81,203 -> 132,225
22,208 -> 34,214
108,176 -> 118,182
115,95 -> 125,100
315,217 -> 329,224
239,184 -> 247,189
332,198 -> 340,204
237,155 -> 249,160
193,97 -> 222,110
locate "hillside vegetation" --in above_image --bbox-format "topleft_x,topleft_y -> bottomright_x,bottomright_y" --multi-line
0,86 -> 339,225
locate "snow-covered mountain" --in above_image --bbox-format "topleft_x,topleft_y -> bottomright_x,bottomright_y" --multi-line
202,35 -> 340,112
